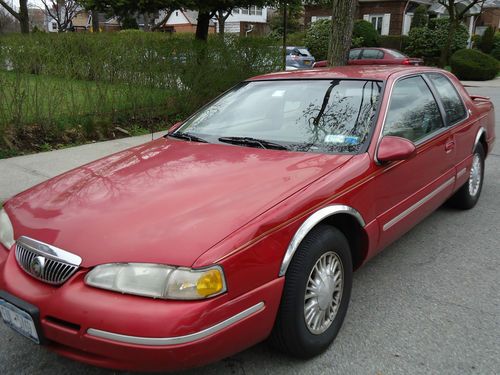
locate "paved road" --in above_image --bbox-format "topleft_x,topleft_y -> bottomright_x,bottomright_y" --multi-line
0,87 -> 499,375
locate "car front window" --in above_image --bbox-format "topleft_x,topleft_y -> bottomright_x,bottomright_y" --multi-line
177,79 -> 382,154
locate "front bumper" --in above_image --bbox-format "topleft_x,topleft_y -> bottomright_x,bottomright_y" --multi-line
0,250 -> 284,372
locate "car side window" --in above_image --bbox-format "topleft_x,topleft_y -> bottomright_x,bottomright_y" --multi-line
383,76 -> 444,143
349,49 -> 361,60
362,49 -> 383,59
426,73 -> 467,125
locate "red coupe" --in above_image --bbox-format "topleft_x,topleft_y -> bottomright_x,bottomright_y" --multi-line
0,66 -> 495,372
313,47 -> 424,68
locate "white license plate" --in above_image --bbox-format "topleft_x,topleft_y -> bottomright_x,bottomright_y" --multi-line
0,299 -> 40,344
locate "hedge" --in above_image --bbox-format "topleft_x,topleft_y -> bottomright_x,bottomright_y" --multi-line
379,35 -> 408,52
0,33 -> 281,157
352,20 -> 379,47
450,49 -> 499,81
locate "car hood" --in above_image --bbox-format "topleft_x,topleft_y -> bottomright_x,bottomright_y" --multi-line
6,138 -> 352,268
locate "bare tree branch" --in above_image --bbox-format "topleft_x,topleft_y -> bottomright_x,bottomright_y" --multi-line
0,0 -> 19,20
41,0 -> 81,32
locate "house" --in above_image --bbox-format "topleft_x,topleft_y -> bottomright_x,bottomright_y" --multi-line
305,0 -> 433,36
475,0 -> 500,33
305,0 -> 498,37
155,9 -> 216,33
215,6 -> 270,36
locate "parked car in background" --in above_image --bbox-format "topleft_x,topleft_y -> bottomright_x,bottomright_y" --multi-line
0,66 -> 495,372
313,48 -> 423,68
286,46 -> 315,70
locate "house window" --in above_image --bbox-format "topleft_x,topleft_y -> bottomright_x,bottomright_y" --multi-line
370,15 -> 384,34
175,11 -> 179,16
52,22 -> 57,30
364,14 -> 391,35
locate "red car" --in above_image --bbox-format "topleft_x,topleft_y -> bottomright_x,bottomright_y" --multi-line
313,47 -> 423,68
0,66 -> 495,372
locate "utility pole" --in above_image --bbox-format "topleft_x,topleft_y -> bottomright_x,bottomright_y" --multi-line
282,1 -> 288,70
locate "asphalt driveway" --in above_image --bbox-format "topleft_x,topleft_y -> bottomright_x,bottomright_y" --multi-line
0,86 -> 498,375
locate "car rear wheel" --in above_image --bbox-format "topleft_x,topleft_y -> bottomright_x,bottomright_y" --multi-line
270,225 -> 352,358
448,144 -> 485,210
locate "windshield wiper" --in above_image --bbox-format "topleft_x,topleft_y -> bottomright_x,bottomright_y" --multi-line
218,136 -> 289,150
167,132 -> 208,143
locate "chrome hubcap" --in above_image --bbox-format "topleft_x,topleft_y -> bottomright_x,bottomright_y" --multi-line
469,154 -> 482,197
304,251 -> 343,335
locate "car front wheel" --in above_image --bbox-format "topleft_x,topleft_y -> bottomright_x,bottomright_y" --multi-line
270,225 -> 352,358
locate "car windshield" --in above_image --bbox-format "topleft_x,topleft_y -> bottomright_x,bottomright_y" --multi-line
176,79 -> 382,154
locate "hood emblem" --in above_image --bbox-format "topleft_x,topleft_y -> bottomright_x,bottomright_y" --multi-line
30,256 -> 46,278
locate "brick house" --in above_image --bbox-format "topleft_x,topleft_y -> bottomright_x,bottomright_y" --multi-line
305,0 -> 433,36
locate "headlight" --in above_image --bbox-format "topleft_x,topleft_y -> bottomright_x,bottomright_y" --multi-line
85,263 -> 227,300
0,208 -> 15,250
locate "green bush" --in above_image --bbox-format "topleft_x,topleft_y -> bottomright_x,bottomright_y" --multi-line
286,31 -> 306,46
405,18 -> 468,65
0,33 -> 281,156
352,20 -> 379,47
493,31 -> 500,50
450,49 -> 499,80
379,35 -> 408,51
304,19 -> 331,60
491,47 -> 500,61
479,26 -> 495,54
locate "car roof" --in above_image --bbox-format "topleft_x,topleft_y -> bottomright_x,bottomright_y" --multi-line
248,66 -> 447,82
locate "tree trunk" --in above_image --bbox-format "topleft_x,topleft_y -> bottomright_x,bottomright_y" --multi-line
92,10 -> 100,33
217,10 -> 225,35
440,21 -> 457,67
328,0 -> 356,66
195,11 -> 211,41
143,13 -> 151,32
18,0 -> 29,33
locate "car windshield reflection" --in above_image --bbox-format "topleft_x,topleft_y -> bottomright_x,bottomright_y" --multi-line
175,79 -> 383,154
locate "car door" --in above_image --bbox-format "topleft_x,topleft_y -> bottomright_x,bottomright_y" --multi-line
357,49 -> 384,65
370,75 -> 457,250
425,73 -> 472,188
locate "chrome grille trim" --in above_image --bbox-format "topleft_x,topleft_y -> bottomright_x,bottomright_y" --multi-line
15,236 -> 82,286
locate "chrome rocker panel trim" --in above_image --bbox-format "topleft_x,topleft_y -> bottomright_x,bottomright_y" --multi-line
87,302 -> 265,346
383,177 -> 456,232
279,205 -> 366,277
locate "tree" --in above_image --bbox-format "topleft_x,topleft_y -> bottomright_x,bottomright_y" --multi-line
0,6 -> 19,33
328,0 -> 355,66
411,4 -> 428,29
437,0 -> 486,67
0,0 -> 29,33
41,0 -> 82,32
269,0 -> 302,36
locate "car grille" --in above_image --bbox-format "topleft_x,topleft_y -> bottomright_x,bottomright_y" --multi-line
15,236 -> 82,286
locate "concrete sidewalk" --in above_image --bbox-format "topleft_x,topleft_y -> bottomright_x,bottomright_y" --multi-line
0,131 -> 166,202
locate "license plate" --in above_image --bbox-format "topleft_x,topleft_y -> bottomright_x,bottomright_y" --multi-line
0,299 -> 40,344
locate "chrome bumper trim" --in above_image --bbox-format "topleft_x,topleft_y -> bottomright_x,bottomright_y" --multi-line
87,302 -> 265,346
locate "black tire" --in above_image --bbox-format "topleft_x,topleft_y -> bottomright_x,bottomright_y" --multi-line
448,143 -> 485,210
270,225 -> 353,358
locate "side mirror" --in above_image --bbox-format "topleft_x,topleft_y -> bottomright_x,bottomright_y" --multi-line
168,121 -> 183,133
377,136 -> 417,163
